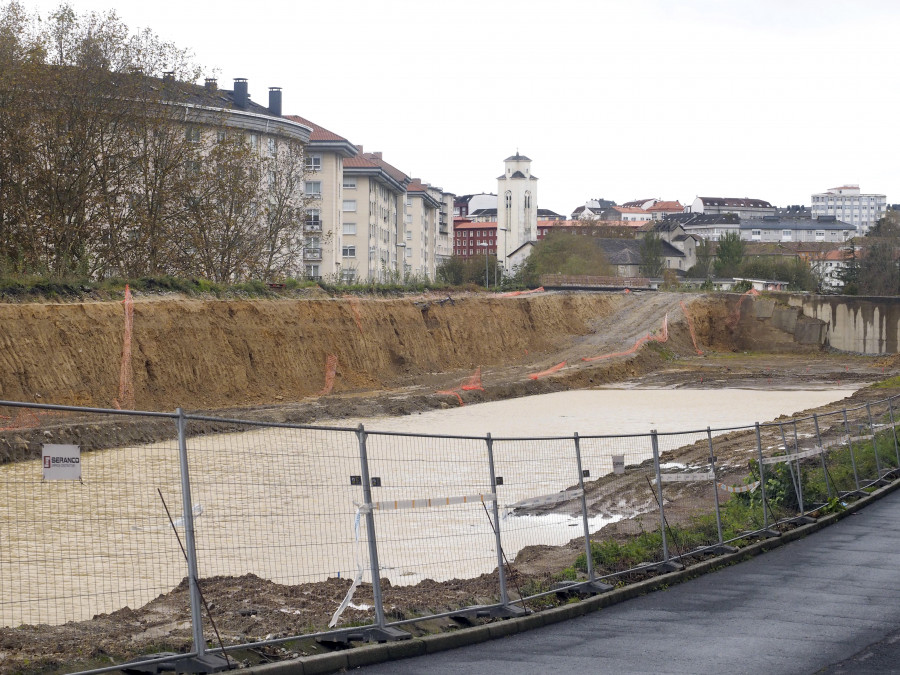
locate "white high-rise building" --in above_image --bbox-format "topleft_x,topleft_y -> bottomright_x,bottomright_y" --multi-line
811,185 -> 886,235
496,153 -> 538,270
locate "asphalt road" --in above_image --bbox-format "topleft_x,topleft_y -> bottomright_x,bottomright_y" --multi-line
351,488 -> 900,674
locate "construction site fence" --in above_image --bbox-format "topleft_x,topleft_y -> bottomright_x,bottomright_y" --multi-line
2,394 -> 900,674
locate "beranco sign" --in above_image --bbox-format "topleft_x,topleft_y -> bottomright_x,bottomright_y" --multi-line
42,444 -> 81,481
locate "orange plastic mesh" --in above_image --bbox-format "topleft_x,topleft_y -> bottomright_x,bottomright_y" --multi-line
501,286 -> 545,298
679,301 -> 704,356
318,354 -> 338,395
581,313 -> 669,363
529,360 -> 567,380
460,367 -> 484,391
113,285 -> 135,410
435,390 -> 464,406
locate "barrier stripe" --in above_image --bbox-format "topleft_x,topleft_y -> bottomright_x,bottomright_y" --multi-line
760,445 -> 826,465
505,489 -> 584,510
653,471 -> 714,484
718,481 -> 760,493
360,492 -> 497,513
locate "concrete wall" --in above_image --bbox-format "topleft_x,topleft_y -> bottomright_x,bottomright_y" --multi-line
786,295 -> 900,354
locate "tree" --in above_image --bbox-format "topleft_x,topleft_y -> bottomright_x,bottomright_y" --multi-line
714,231 -> 744,277
858,241 -> 899,296
0,2 -> 203,278
520,230 -> 612,284
639,232 -> 664,277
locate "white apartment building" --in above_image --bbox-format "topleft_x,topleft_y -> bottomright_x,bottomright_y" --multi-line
739,216 -> 853,243
689,197 -> 775,219
810,185 -> 885,235
341,149 -> 410,282
285,115 -> 357,280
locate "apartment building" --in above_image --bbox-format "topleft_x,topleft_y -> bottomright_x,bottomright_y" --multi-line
284,115 -> 357,280
340,149 -> 410,281
739,216 -> 853,243
404,179 -> 442,277
689,197 -> 775,219
811,185 -> 886,235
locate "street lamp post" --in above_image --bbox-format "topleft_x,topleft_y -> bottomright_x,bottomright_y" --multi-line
478,242 -> 490,289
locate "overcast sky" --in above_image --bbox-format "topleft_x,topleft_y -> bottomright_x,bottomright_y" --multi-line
27,0 -> 900,215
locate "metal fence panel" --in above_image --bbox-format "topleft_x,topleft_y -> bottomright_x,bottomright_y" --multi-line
362,431 -> 496,592
0,405 -> 183,628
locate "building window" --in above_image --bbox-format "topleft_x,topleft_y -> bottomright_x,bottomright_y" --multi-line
249,133 -> 259,150
343,222 -> 356,235
305,264 -> 320,279
342,245 -> 356,258
343,176 -> 357,189
305,209 -> 321,226
405,247 -> 412,258
525,191 -> 531,209
216,129 -> 226,143
305,181 -> 322,196
406,230 -> 412,240
305,153 -> 322,171
185,126 -> 200,144
815,230 -> 825,240
343,200 -> 357,212
505,191 -> 512,208
782,230 -> 792,239
267,138 -> 277,157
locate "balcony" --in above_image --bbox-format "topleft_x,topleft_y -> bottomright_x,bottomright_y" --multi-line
304,221 -> 323,233
303,248 -> 322,261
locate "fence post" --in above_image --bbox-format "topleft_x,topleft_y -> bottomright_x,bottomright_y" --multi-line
707,428 -> 725,546
778,422 -> 801,513
175,408 -> 205,659
485,434 -> 508,605
573,433 -> 612,593
889,397 -> 900,469
842,410 -> 862,493
355,424 -> 388,630
812,414 -> 833,500
650,430 -> 671,565
755,423 -> 774,532
866,402 -> 885,481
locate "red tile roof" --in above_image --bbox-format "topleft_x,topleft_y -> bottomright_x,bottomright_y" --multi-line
647,200 -> 683,212
362,152 -> 409,183
284,115 -> 350,143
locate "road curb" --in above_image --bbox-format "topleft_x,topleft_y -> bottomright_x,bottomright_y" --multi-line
243,476 -> 900,674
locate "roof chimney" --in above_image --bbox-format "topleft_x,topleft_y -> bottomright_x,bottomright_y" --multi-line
162,71 -> 175,82
233,78 -> 248,109
373,151 -> 382,159
268,87 -> 282,116
355,144 -> 364,153
204,77 -> 217,92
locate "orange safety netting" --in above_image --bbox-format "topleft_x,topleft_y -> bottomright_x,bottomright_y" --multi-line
434,367 -> 486,406
318,354 -> 338,395
581,313 -> 669,363
726,288 -> 759,329
113,285 -> 135,410
435,390 -> 464,406
529,360 -> 567,380
460,366 -> 484,391
343,294 -> 364,333
679,301 -> 704,356
501,286 -> 545,298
